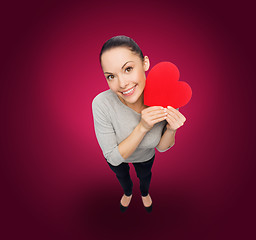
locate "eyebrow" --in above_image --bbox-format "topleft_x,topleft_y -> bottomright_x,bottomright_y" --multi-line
104,61 -> 134,75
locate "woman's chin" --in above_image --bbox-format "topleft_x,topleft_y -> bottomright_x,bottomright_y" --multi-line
120,92 -> 143,105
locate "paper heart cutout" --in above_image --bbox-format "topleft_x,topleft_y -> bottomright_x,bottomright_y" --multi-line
144,61 -> 192,109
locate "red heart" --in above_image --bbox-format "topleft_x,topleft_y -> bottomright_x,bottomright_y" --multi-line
144,62 -> 192,109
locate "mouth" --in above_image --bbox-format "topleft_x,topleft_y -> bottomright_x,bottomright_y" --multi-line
121,85 -> 137,96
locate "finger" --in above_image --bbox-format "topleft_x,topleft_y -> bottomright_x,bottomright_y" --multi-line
143,106 -> 163,114
166,116 -> 180,129
165,116 -> 178,129
165,118 -> 175,130
166,112 -> 184,126
166,106 -> 181,115
165,109 -> 184,124
148,111 -> 168,121
165,109 -> 180,122
147,108 -> 167,117
152,116 -> 168,124
167,106 -> 186,122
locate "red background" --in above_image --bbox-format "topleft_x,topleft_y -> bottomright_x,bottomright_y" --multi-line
1,0 -> 255,239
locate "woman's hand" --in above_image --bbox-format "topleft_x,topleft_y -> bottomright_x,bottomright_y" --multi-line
165,106 -> 186,132
139,106 -> 167,132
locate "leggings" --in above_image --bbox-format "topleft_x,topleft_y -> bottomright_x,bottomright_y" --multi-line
106,155 -> 155,197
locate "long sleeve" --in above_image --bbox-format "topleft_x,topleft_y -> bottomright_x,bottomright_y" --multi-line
92,99 -> 125,166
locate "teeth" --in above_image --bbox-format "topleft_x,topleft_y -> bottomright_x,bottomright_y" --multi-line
123,86 -> 135,94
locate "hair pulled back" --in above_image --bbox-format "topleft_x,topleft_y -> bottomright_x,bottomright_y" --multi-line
99,35 -> 144,66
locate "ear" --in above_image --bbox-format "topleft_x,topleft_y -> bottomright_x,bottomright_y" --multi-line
143,56 -> 150,71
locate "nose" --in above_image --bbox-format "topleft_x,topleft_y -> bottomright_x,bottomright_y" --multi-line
118,76 -> 129,89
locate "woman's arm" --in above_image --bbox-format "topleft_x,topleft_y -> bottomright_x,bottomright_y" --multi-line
156,128 -> 176,151
118,106 -> 167,159
92,99 -> 167,165
156,106 -> 186,152
117,122 -> 147,159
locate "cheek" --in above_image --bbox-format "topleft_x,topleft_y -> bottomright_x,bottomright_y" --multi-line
108,81 -> 118,91
138,72 -> 146,85
133,71 -> 145,83
138,69 -> 146,79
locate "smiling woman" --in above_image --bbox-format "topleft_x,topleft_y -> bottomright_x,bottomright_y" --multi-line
92,35 -> 185,213
100,45 -> 149,112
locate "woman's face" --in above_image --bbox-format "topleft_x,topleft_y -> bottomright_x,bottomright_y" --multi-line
101,47 -> 150,106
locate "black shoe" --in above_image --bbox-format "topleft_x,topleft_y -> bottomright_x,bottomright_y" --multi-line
120,194 -> 132,212
120,202 -> 128,212
144,203 -> 152,213
141,194 -> 153,213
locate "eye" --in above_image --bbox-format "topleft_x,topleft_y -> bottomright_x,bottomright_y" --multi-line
125,67 -> 133,72
107,75 -> 114,80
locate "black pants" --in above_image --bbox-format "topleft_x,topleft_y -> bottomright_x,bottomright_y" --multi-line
106,155 -> 155,197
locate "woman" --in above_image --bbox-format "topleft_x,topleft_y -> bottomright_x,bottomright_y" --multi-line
92,35 -> 186,213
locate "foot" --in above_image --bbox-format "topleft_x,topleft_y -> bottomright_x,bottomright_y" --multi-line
141,194 -> 152,207
120,194 -> 132,207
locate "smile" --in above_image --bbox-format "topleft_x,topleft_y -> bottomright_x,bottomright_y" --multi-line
121,85 -> 137,96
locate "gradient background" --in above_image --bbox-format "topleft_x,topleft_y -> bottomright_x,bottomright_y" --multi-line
1,0 -> 255,239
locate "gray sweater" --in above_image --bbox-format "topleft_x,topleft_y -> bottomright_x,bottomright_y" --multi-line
92,89 -> 174,166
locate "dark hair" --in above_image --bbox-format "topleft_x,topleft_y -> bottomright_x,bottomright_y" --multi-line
99,35 -> 144,66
